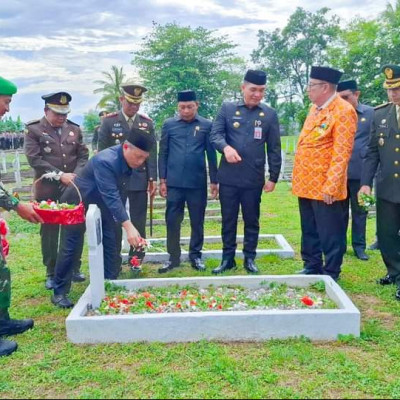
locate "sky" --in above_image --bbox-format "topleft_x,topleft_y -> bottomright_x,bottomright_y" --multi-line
0,0 -> 395,124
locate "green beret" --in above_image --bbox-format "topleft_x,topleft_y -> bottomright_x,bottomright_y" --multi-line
0,76 -> 17,96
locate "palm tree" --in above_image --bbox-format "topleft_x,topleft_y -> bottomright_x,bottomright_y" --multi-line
93,66 -> 126,111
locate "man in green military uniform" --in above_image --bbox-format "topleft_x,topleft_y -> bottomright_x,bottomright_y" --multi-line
360,64 -> 400,300
0,76 -> 43,356
98,83 -> 157,272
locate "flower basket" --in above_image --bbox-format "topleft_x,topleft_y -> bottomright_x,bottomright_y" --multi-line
32,175 -> 85,225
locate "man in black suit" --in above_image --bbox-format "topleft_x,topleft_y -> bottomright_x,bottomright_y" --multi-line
337,80 -> 374,261
158,90 -> 218,273
360,64 -> 400,300
210,70 -> 282,274
98,83 -> 157,270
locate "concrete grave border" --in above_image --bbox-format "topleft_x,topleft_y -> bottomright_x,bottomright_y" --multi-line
66,275 -> 360,344
122,234 -> 295,262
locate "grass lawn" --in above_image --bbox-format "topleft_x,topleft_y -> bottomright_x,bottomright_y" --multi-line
1,181 -> 400,399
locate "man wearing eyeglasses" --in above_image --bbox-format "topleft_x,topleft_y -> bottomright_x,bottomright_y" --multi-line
24,92 -> 89,290
292,66 -> 357,282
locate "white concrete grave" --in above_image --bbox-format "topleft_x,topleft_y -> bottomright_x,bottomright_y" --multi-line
66,205 -> 360,344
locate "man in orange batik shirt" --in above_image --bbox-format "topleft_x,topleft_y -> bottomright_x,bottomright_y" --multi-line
292,66 -> 357,281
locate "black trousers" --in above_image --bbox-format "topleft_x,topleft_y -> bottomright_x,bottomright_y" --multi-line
343,179 -> 368,252
53,200 -> 122,295
166,187 -> 207,263
219,184 -> 263,260
298,197 -> 347,280
377,197 -> 400,287
115,190 -> 148,262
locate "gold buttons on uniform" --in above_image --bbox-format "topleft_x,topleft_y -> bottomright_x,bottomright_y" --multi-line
395,173 -> 399,178
396,148 -> 400,152
396,135 -> 400,139
379,133 -> 384,137
64,165 -> 67,168
63,154 -> 66,157
395,161 -> 399,165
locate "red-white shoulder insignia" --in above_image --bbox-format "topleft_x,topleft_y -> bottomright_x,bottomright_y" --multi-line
105,111 -> 119,118
138,112 -> 153,122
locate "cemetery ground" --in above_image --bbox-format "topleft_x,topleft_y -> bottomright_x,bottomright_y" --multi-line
1,182 -> 400,399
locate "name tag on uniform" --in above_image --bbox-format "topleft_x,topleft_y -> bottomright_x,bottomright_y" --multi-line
254,127 -> 262,139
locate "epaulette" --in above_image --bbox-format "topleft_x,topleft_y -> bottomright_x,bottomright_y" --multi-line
67,119 -> 80,127
374,102 -> 391,110
25,119 -> 40,126
105,111 -> 119,118
138,112 -> 153,122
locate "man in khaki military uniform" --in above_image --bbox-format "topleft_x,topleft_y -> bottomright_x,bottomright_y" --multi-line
360,64 -> 400,301
24,92 -> 89,289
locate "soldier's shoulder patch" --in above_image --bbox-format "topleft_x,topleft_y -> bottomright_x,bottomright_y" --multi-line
67,119 -> 80,127
25,119 -> 40,126
105,112 -> 119,118
374,102 -> 391,110
138,112 -> 153,122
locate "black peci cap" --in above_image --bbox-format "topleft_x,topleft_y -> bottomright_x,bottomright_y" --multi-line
126,126 -> 156,152
244,69 -> 267,85
310,66 -> 343,85
177,90 -> 196,102
337,80 -> 358,92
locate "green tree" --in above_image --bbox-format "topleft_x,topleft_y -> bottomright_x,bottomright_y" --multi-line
93,65 -> 126,111
333,1 -> 400,106
133,22 -> 246,128
252,7 -> 341,128
83,110 -> 100,133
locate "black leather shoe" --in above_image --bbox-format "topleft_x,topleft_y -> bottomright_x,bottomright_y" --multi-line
377,274 -> 395,286
212,259 -> 236,274
158,261 -> 180,274
354,249 -> 369,261
0,339 -> 17,357
45,277 -> 54,290
0,318 -> 34,336
71,272 -> 86,282
191,258 -> 206,271
51,294 -> 74,308
244,258 -> 259,274
395,288 -> 400,301
368,241 -> 380,250
297,269 -> 321,275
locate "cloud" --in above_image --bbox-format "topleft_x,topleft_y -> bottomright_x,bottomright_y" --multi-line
0,0 -> 395,122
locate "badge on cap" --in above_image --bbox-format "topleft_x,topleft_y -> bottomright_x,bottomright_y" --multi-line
379,138 -> 385,146
60,95 -> 67,105
385,68 -> 393,79
233,122 -> 240,128
69,131 -> 74,136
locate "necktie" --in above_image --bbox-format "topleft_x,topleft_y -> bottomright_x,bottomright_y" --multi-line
127,118 -> 133,129
397,106 -> 400,129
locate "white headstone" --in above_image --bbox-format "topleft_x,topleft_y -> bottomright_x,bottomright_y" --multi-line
86,204 -> 105,308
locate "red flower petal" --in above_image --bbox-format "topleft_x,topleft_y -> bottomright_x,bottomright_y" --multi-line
301,296 -> 314,306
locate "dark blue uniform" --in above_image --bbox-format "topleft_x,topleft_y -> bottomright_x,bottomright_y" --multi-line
158,114 -> 217,264
53,145 -> 133,295
210,100 -> 281,260
98,111 -> 157,260
344,103 -> 374,254
361,102 -> 400,288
